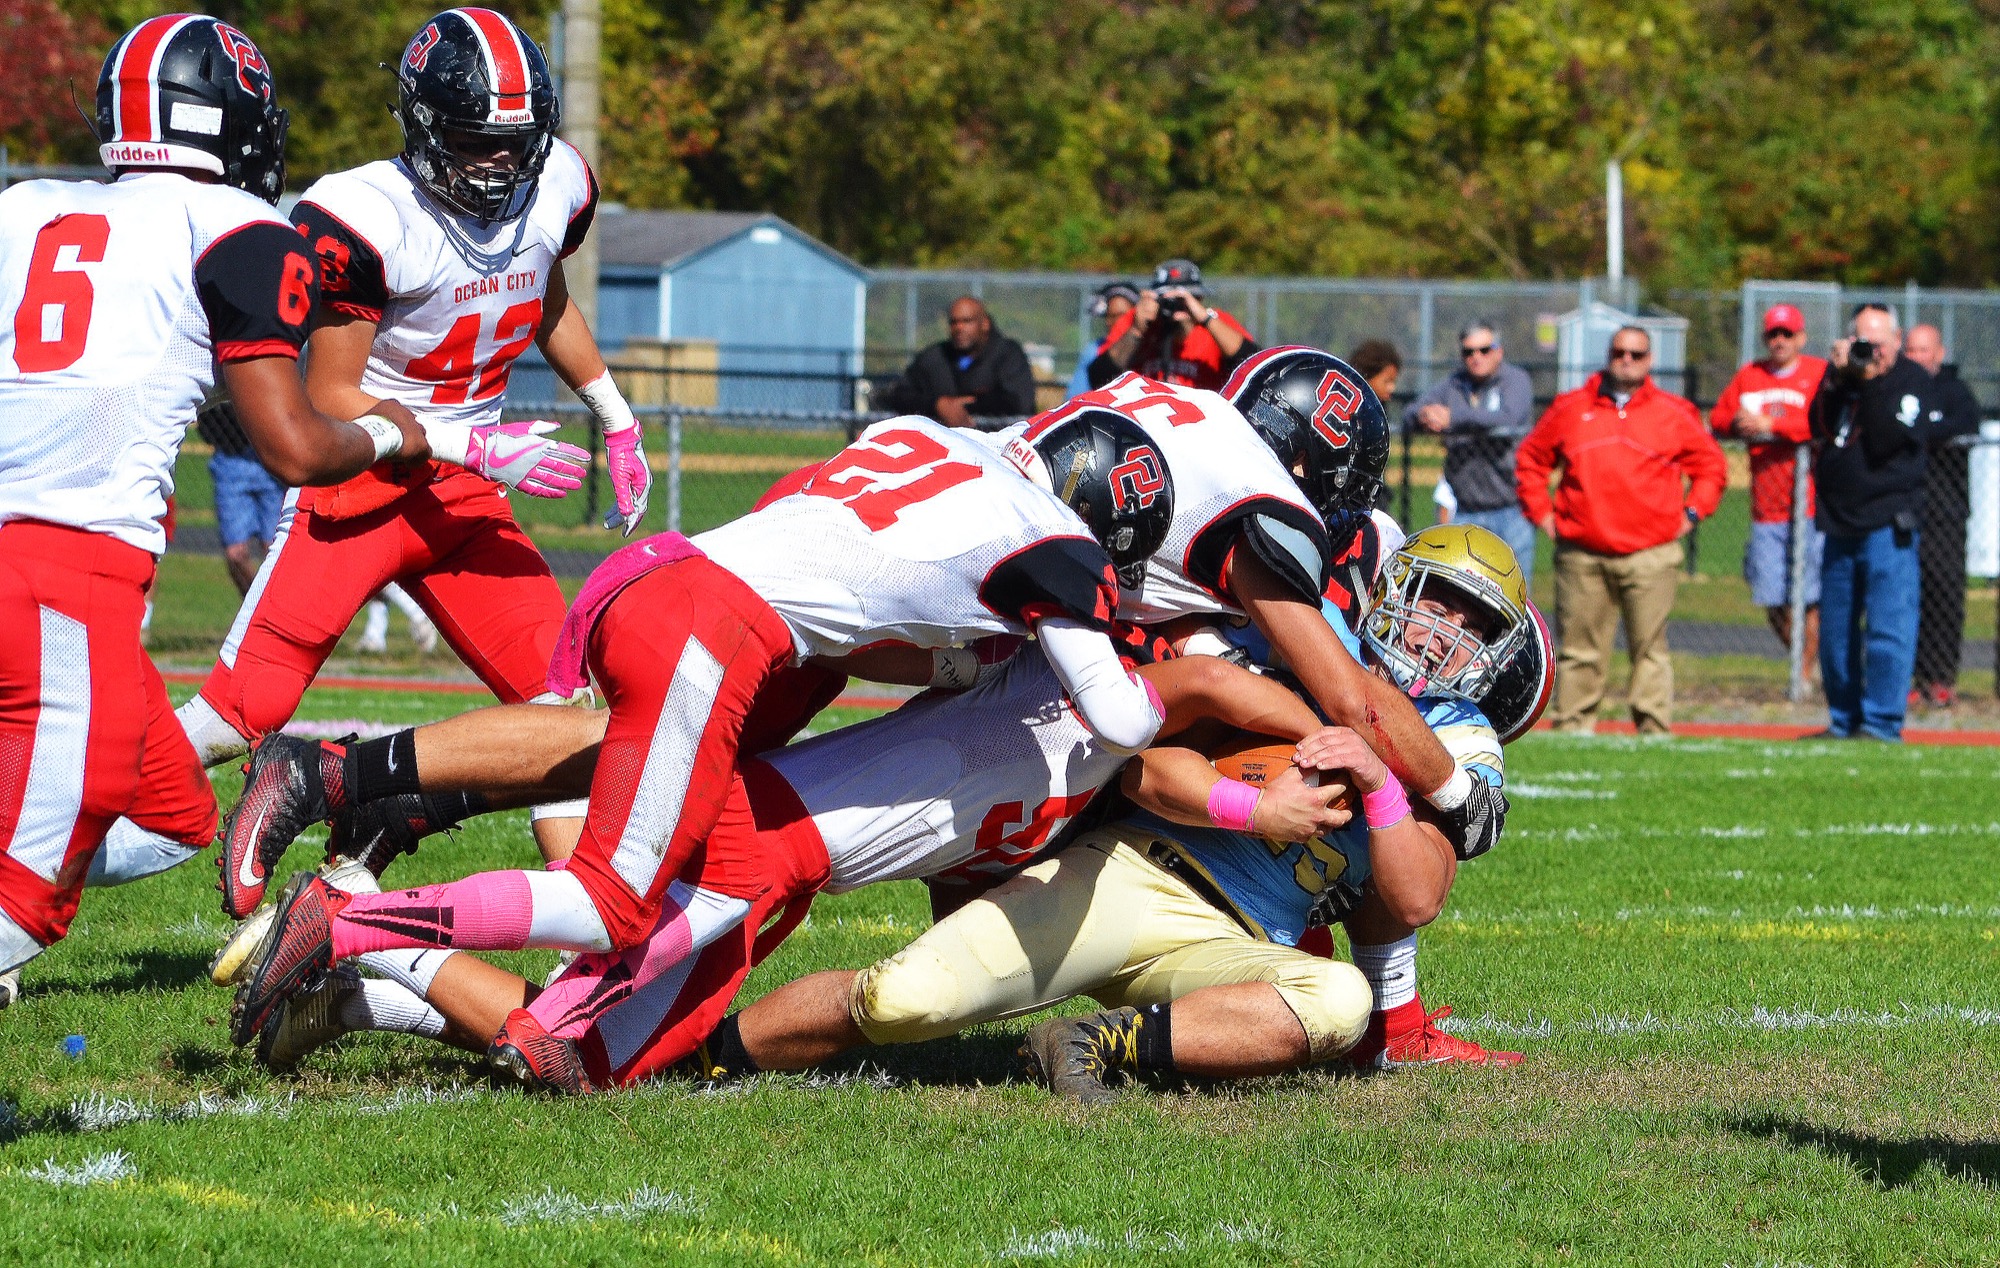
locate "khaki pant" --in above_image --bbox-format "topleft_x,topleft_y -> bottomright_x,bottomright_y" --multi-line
849,828 -> 1371,1062
1550,538 -> 1683,733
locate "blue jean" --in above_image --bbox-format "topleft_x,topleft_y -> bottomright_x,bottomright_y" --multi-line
1819,525 -> 1920,740
1456,505 -> 1538,593
209,450 -> 285,548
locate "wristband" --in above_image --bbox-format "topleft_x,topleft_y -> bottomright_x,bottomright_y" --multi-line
929,647 -> 978,691
1361,771 -> 1412,830
576,370 -> 636,435
1207,777 -> 1261,833
1427,765 -> 1474,811
354,414 -> 403,462
422,421 -> 471,468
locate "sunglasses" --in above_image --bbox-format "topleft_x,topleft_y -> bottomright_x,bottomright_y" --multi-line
1608,347 -> 1650,361
1460,345 -> 1496,357
1764,328 -> 1800,339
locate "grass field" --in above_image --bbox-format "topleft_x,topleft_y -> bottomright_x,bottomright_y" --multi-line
5,677 -> 2000,1265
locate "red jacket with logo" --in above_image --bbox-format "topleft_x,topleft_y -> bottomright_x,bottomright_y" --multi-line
1515,374 -> 1727,556
1708,355 -> 1826,523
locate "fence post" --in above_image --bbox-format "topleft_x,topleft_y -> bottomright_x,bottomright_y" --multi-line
1786,441 -> 1813,702
1398,419 -> 1414,530
667,408 -> 683,534
583,410 -> 601,526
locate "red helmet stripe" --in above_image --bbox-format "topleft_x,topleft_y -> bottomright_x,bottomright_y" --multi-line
113,13 -> 201,143
1219,344 -> 1316,403
455,7 -> 530,106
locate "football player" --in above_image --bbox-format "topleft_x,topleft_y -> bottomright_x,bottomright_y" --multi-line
229,411 -> 1181,1053
164,8 -> 638,919
0,16 -> 445,977
236,636 -> 1343,1087
723,524 -> 1548,1098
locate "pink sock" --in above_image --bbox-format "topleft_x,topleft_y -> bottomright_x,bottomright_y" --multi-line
526,894 -> 694,1040
331,871 -> 535,959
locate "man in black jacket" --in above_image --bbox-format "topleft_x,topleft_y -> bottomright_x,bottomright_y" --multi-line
1903,324 -> 1984,708
1807,304 -> 1941,741
881,296 -> 1037,428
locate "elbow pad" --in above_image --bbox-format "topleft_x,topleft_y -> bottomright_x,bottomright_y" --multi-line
1075,670 -> 1163,756
1438,776 -> 1509,861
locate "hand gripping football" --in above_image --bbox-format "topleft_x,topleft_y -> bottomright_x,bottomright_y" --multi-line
1207,731 -> 1356,813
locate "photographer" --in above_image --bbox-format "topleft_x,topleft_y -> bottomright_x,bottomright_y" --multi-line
1806,304 -> 1940,741
1087,259 -> 1258,391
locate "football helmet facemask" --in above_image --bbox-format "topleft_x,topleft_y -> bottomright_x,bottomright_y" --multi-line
95,15 -> 289,204
396,8 -> 560,223
1222,346 -> 1390,542
1362,523 -> 1530,705
1004,408 -> 1175,590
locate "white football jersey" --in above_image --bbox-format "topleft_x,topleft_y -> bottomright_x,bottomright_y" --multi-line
293,139 -> 596,428
762,647 -> 1127,891
0,173 -> 314,554
1001,373 -> 1330,623
693,417 -> 1118,659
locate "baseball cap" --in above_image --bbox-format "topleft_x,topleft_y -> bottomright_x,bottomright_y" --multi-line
1153,258 -> 1205,293
1091,282 -> 1140,317
1763,303 -> 1804,334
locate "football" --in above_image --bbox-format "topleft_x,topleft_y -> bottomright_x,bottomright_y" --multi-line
1207,731 -> 1356,812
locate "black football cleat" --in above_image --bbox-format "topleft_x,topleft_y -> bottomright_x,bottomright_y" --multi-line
216,734 -> 342,919
327,793 -> 434,879
1018,1008 -> 1143,1106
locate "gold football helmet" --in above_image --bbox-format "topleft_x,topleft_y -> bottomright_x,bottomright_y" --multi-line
1361,524 -> 1530,704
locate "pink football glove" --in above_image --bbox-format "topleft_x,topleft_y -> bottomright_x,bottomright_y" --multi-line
602,425 -> 651,536
464,420 -> 589,499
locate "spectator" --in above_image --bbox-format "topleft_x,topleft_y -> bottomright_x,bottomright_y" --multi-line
1405,321 -> 1539,587
1517,327 -> 1726,734
1348,339 -> 1403,405
197,396 -> 287,596
1899,323 -> 1981,709
1067,282 -> 1138,397
1807,304 -> 1941,741
1709,303 -> 1829,668
1088,258 -> 1258,391
881,296 -> 1037,428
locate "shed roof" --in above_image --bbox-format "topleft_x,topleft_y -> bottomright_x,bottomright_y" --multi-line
596,210 -> 864,277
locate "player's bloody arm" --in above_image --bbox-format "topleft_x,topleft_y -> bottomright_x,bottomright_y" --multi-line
222,354 -> 426,488
1226,547 -> 1458,799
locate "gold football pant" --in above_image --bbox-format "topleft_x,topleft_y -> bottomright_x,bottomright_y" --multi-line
849,826 -> 1371,1062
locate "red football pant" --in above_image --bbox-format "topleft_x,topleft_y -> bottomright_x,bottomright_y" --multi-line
569,759 -> 830,1085
0,523 -> 217,954
561,559 -> 800,950
197,483 -> 566,745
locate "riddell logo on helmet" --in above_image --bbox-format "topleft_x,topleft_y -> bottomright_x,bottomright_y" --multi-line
488,104 -> 535,125
103,142 -> 176,164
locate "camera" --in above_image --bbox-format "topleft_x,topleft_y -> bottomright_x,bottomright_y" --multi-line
1847,338 -> 1876,368
1157,292 -> 1191,318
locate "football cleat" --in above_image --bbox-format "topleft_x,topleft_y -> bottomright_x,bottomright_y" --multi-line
211,857 -> 377,988
257,966 -> 361,1071
231,873 -> 343,1047
216,734 -> 344,919
0,968 -> 18,1011
489,1008 -> 597,1094
327,794 -> 433,879
1018,1008 -> 1143,1105
1352,1003 -> 1524,1071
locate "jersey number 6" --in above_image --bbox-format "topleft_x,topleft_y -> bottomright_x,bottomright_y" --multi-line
12,214 -> 110,373
803,427 -> 982,531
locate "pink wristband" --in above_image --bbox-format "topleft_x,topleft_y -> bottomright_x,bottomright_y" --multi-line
1207,777 -> 1261,833
1362,771 -> 1412,829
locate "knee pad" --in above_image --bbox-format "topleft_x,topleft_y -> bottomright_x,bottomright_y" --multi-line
1277,959 -> 1373,1062
849,946 -> 966,1046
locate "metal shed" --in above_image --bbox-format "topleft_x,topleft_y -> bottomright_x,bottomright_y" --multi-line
596,210 -> 868,413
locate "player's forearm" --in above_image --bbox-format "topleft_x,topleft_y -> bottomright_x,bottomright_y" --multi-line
538,264 -> 610,391
1138,655 -> 1318,741
1365,815 -> 1456,929
223,356 -> 415,487
1120,747 -> 1224,829
1038,618 -> 1163,756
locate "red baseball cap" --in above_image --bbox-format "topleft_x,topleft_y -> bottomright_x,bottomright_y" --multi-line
1763,303 -> 1804,334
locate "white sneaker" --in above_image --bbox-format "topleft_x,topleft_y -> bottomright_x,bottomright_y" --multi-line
356,633 -> 389,654
257,966 -> 360,1071
0,968 -> 19,1010
409,613 -> 439,655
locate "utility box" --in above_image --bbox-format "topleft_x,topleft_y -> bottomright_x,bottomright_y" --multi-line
1556,301 -> 1690,398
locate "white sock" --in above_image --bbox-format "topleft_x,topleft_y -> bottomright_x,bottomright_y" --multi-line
524,868 -> 613,951
1351,934 -> 1418,1012
361,600 -> 389,644
341,977 -> 447,1038
359,948 -> 455,997
85,819 -> 200,887
176,693 -> 249,768
382,583 -> 427,624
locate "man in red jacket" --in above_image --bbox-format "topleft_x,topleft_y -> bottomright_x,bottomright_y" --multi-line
1516,328 -> 1727,733
1709,304 -> 1828,664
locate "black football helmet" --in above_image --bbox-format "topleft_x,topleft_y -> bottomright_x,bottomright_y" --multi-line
1003,408 -> 1176,590
1223,345 -> 1391,540
95,15 -> 288,204
395,8 -> 560,223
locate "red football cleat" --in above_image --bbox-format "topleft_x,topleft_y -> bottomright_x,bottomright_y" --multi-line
1350,998 -> 1523,1071
217,735 -> 344,919
230,872 -> 344,1047
490,1008 -> 598,1094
